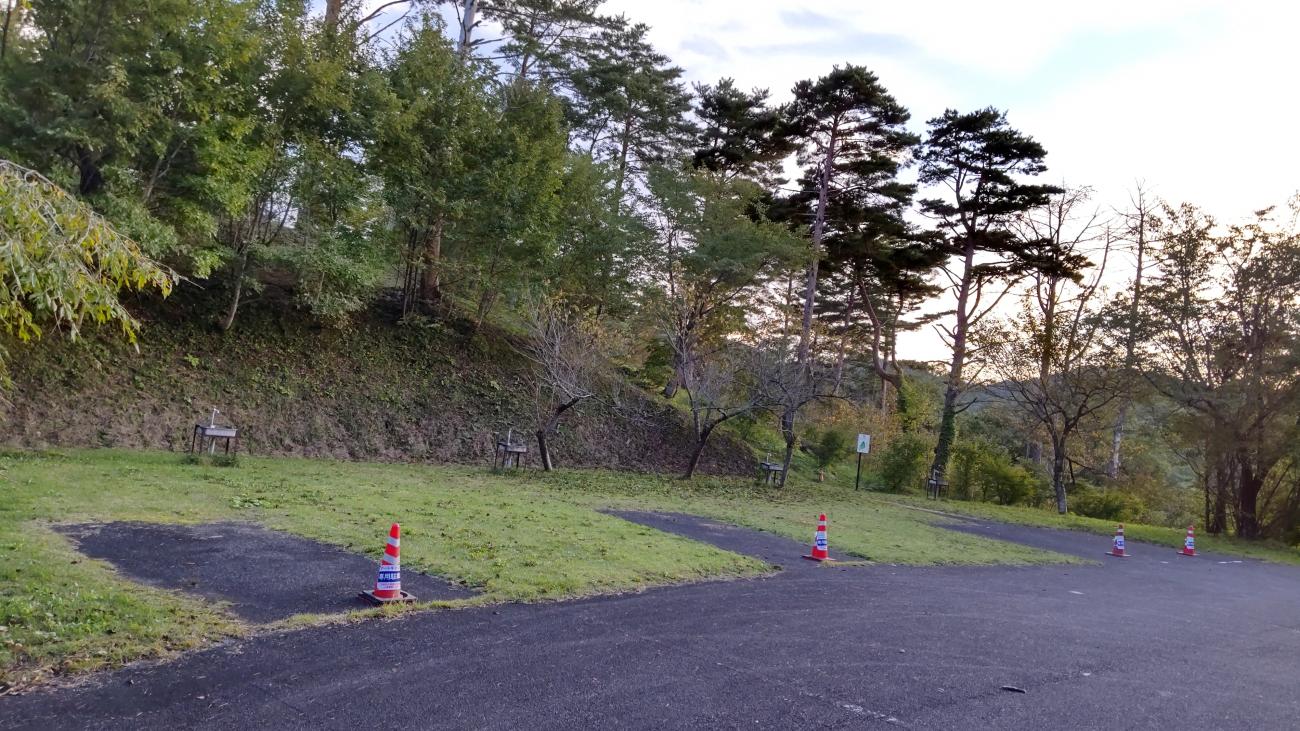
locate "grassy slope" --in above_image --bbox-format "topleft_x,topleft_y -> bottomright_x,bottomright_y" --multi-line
1,448 -> 1076,690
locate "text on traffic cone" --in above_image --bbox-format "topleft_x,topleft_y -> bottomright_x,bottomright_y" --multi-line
1179,525 -> 1196,557
360,523 -> 416,604
1106,523 -> 1130,558
802,513 -> 834,562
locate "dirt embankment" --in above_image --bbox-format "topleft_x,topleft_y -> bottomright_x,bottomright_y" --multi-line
2,295 -> 753,476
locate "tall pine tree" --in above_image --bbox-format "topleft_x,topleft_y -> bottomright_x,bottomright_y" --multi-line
917,107 -> 1063,482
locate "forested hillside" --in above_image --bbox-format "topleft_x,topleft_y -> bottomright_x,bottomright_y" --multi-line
3,0 -> 1298,543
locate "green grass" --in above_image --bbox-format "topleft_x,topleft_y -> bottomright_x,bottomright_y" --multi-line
873,492 -> 1300,566
520,469 -> 1075,567
1,448 -> 1076,690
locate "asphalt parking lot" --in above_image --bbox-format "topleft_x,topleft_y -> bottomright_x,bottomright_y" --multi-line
5,513 -> 1298,729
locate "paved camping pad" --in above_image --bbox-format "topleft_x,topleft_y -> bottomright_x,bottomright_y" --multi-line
55,522 -> 476,623
8,514 -> 1299,728
603,510 -> 829,569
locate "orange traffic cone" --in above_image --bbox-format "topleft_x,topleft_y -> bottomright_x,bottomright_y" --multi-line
360,523 -> 416,605
1106,523 -> 1130,558
802,514 -> 834,562
1178,525 -> 1196,557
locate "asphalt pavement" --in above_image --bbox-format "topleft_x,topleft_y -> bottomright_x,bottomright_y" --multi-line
56,522 -> 475,622
7,513 -> 1299,729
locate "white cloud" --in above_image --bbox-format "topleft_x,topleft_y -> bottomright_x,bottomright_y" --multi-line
598,0 -> 1300,361
606,0 -> 1300,211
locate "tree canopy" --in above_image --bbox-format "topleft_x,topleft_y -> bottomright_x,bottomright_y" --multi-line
4,1 -> 1300,539
0,159 -> 174,384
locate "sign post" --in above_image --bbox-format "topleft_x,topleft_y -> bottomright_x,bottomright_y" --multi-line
855,434 -> 871,490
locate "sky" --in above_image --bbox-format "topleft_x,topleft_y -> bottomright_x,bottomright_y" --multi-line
601,0 -> 1296,214
590,0 -> 1300,361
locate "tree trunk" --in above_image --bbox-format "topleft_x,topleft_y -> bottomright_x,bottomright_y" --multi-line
458,0 -> 478,57
1106,401 -> 1128,478
2,1 -> 25,61
536,400 -> 580,473
1108,198 -> 1147,478
1052,438 -> 1069,514
536,429 -> 553,471
472,286 -> 497,334
929,241 -> 975,480
1237,455 -> 1262,539
857,279 -> 901,412
932,385 -> 959,479
219,250 -> 250,332
1208,450 -> 1230,535
419,216 -> 444,309
662,372 -> 680,399
1027,440 -> 1043,464
663,346 -> 686,398
796,131 -> 837,367
75,146 -> 105,196
831,338 -> 847,396
323,0 -> 343,29
1031,278 -> 1057,469
778,407 -> 796,488
832,287 -> 854,395
797,259 -> 820,364
612,111 -> 634,209
682,425 -> 714,479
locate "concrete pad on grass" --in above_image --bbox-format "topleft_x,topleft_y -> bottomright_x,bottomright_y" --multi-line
56,522 -> 476,623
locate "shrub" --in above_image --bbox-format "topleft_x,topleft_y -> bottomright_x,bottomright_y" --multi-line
947,438 -> 1044,506
977,453 -> 1038,506
809,428 -> 853,470
896,377 -> 939,433
1106,472 -> 1196,528
875,432 -> 930,493
949,437 -> 994,501
1070,485 -> 1146,522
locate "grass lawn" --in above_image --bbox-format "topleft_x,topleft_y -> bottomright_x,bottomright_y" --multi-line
872,492 -> 1300,566
1,448 -> 1074,690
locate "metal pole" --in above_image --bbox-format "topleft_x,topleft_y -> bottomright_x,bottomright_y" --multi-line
855,452 -> 862,491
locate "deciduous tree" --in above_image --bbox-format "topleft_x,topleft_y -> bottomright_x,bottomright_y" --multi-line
1141,203 -> 1300,538
991,187 -> 1123,513
0,160 -> 174,387
0,0 -> 263,257
1105,183 -> 1160,478
515,295 -> 603,470
678,342 -> 777,479
648,166 -> 802,399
